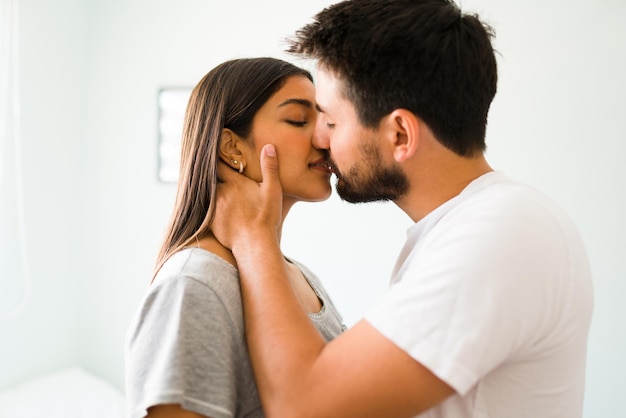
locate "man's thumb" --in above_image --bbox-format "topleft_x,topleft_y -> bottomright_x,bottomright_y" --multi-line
260,144 -> 280,188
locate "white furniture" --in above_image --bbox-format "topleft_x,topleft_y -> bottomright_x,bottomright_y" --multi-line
0,368 -> 125,418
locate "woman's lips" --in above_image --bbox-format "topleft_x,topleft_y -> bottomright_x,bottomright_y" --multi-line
309,158 -> 337,175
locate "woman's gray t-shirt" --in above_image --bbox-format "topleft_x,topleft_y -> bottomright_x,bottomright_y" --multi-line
125,248 -> 346,418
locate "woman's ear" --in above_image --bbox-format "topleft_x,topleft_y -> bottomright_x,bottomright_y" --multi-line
384,109 -> 420,163
219,129 -> 245,172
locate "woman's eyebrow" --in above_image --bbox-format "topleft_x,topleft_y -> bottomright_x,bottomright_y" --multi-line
277,98 -> 314,108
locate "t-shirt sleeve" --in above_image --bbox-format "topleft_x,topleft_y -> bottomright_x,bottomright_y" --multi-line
125,275 -> 241,418
365,201 -> 562,395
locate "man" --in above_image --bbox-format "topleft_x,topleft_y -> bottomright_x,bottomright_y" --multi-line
212,0 -> 594,417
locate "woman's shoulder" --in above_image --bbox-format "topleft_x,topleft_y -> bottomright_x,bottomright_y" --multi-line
284,258 -> 321,290
153,248 -> 241,296
135,248 -> 245,329
286,257 -> 347,337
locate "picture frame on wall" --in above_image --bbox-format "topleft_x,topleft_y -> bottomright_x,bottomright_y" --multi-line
157,87 -> 192,183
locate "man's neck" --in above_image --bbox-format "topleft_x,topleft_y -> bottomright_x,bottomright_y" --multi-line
395,153 -> 493,223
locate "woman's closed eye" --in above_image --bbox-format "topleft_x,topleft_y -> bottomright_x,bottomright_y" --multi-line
285,119 -> 309,127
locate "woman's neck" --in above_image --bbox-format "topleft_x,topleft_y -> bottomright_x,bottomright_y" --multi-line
196,197 -> 295,266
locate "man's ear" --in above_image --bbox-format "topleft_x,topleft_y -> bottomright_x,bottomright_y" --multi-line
219,129 -> 245,170
383,109 -> 420,163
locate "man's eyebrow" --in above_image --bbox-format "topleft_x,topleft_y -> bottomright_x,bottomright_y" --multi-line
315,103 -> 325,113
277,98 -> 314,108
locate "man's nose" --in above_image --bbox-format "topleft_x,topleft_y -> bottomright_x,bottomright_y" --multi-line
313,117 -> 330,150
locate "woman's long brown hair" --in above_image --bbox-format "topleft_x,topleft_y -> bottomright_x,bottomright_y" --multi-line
153,58 -> 313,280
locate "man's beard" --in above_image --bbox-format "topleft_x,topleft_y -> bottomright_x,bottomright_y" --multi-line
334,139 -> 409,203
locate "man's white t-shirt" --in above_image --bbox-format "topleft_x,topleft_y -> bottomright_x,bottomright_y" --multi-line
366,171 -> 594,418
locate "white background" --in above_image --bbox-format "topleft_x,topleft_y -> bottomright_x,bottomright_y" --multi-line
1,0 -> 624,416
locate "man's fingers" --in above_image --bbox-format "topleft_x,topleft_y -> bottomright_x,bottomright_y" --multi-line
212,144 -> 283,250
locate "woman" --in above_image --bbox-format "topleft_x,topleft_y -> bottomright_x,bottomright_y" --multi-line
125,58 -> 345,418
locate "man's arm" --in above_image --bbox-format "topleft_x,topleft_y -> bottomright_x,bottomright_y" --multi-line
213,145 -> 454,418
147,405 -> 208,418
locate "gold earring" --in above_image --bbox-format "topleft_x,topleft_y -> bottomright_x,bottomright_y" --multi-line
231,159 -> 244,173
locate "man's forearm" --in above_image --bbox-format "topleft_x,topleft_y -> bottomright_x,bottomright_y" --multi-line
232,231 -> 327,416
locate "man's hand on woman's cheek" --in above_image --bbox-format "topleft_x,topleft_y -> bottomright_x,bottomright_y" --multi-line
213,144 -> 283,251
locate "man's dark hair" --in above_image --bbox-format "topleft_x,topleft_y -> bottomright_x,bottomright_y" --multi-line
287,0 -> 498,157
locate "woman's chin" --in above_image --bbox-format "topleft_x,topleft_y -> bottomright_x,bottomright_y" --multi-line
285,188 -> 332,204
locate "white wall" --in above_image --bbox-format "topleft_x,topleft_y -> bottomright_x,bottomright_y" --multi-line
1,0 -> 624,416
0,0 -> 86,388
